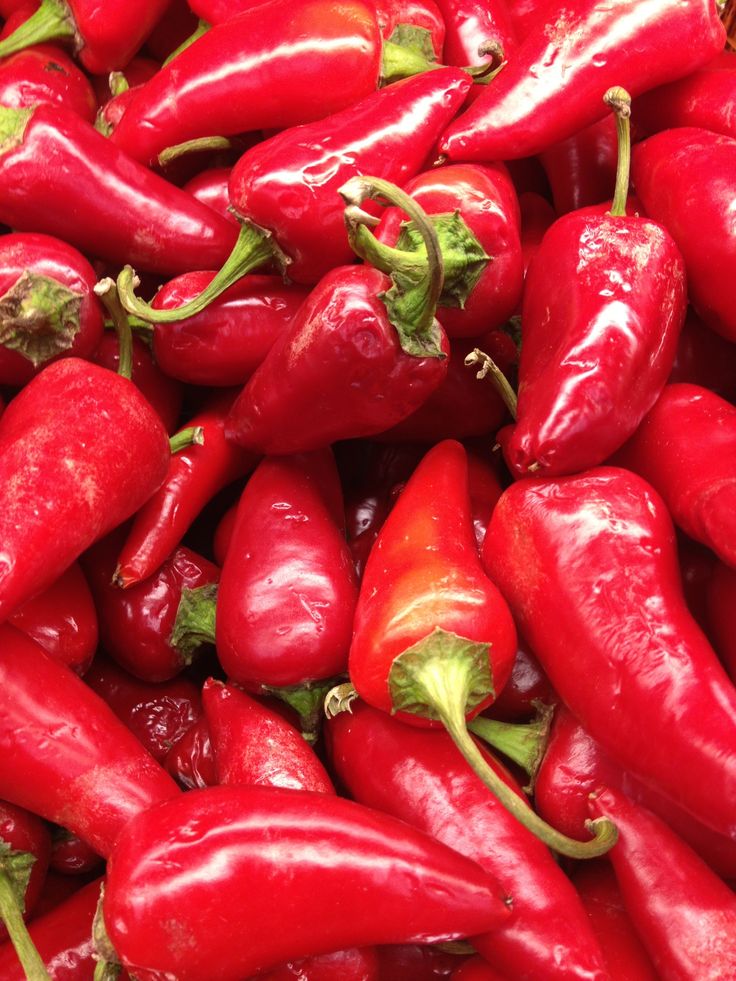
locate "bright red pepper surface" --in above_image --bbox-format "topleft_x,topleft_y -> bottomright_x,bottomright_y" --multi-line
249,946 -> 379,981
0,44 -> 95,120
433,0 -> 517,66
50,829 -> 103,875
707,559 -> 736,682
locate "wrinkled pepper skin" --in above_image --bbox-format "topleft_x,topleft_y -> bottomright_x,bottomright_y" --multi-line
0,358 -> 169,625
0,625 -> 180,857
632,127 -> 736,341
111,0 -> 384,166
327,701 -> 611,981
588,787 -> 736,980
101,786 -> 510,981
229,68 -> 472,285
164,715 -> 216,791
483,467 -> 736,839
0,103 -> 238,276
225,266 -> 450,454
499,212 -> 686,478
433,0 -> 517,67
216,452 -> 358,690
615,384 -> 736,571
0,45 -> 96,120
439,0 -> 725,161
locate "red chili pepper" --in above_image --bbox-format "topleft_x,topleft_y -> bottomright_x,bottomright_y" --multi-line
212,502 -> 237,566
588,786 -> 736,978
0,800 -> 52,936
434,0 -> 516,68
115,392 -> 256,588
29,869 -> 86,919
0,358 -> 169,624
84,532 -> 220,683
373,0 -> 445,58
465,447 -> 505,552
668,310 -> 736,403
0,0 -> 170,72
327,700 -> 611,980
7,561 -> 97,674
570,861 -> 658,981
98,785 -> 510,980
144,0 -> 197,62
678,534 -> 717,637
216,451 -> 358,694
203,679 -> 334,794
252,946 -> 379,981
0,625 -> 180,857
631,127 -> 736,341
164,715 -> 216,790
0,45 -> 95,121
503,0 -> 547,41
517,191 -> 557,277
84,655 -> 203,763
183,166 -> 238,225
539,114 -> 620,215
707,559 -> 736,683
499,89 -> 687,479
0,232 -> 104,387
438,0 -> 725,161
483,642 -> 552,723
49,830 -> 103,876
615,383 -> 736,570
110,0 -> 436,168
93,73 -> 141,138
482,466 -> 736,840
0,103 -> 238,277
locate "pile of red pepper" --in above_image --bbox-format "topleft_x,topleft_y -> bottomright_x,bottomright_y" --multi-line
0,0 -> 735,977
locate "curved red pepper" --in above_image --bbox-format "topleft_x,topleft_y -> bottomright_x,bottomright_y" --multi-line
0,358 -> 169,625
0,103 -> 238,276
203,680 -> 334,793
164,715 -> 216,790
540,115 -> 620,215
483,466 -> 736,839
669,310 -> 736,403
707,559 -> 736,683
484,642 -> 552,723
0,44 -> 95,121
632,127 -> 736,341
50,830 -> 102,876
588,787 -> 736,978
116,392 -> 256,588
518,191 -> 556,278
0,625 -> 180,857
8,561 -> 97,674
327,701 -> 611,981
216,452 -> 358,691
439,0 -> 725,161
100,786 -> 510,980
183,166 -> 237,225
433,0 -> 517,67
615,384 -> 736,570
0,232 -> 103,386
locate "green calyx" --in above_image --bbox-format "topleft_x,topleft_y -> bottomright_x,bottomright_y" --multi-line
0,105 -> 33,157
380,31 -> 440,86
0,842 -> 35,914
92,885 -> 122,980
264,678 -> 346,744
169,582 -> 217,664
0,271 -> 83,367
0,0 -> 76,62
468,701 -> 555,791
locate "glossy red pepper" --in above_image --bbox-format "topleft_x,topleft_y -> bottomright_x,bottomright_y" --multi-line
0,44 -> 95,121
212,503 -> 238,566
150,273 -> 309,386
439,0 -> 725,161
203,680 -> 334,793
0,0 -> 170,72
164,714 -> 216,790
183,166 -> 238,225
503,0 -> 548,40
540,115 -> 620,215
707,559 -> 736,682
84,532 -> 220,682
111,0 -> 434,167
465,447 -> 505,552
570,862 -> 658,981
677,534 -> 717,637
99,785 -> 510,981
379,944 -> 467,979
433,0 -> 516,67
632,127 -> 736,341
517,191 -> 556,278
668,310 -> 736,403
94,74 -> 142,138
499,90 -> 687,478
251,947 -> 379,981
0,625 -> 180,857
8,561 -> 97,674
483,466 -> 736,840
115,392 -> 254,589
50,830 -> 103,876
0,232 -> 104,387
0,358 -> 169,624
327,700 -> 611,981
216,451 -> 358,693
0,800 -> 51,936
373,0 -> 445,57
484,642 -> 552,723
84,655 -> 203,763
615,383 -> 736,570
0,103 -> 238,276
588,787 -> 736,978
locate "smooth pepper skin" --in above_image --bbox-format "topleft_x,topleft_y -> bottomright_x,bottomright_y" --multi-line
615,383 -> 736,571
229,68 -> 472,285
482,467 -> 736,839
216,452 -> 358,690
432,0 -> 517,67
111,0 -> 383,166
0,625 -> 180,858
327,701 -> 611,981
499,213 -> 686,478
631,127 -> 736,341
350,440 -> 517,724
225,266 -> 450,454
0,358 -> 170,625
707,559 -> 736,682
438,0 -> 725,161
101,785 -> 510,981
0,103 -> 238,276
0,45 -> 96,121
588,787 -> 736,980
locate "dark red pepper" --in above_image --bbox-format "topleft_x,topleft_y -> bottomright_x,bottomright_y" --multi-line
49,830 -> 103,876
668,310 -> 736,403
183,166 -> 238,225
540,114 -> 620,215
707,559 -> 736,682
164,715 -> 216,790
251,947 -> 379,981
0,44 -> 95,121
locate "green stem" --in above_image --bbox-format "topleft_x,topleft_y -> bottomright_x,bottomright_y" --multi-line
108,71 -> 129,97
0,869 -> 51,981
94,279 -> 132,380
464,348 -> 517,419
116,222 -> 280,325
468,702 -> 555,788
264,679 -> 344,745
169,426 -> 205,454
93,962 -> 120,981
604,86 -> 632,218
158,136 -> 232,169
0,0 -> 76,60
163,18 -> 210,65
